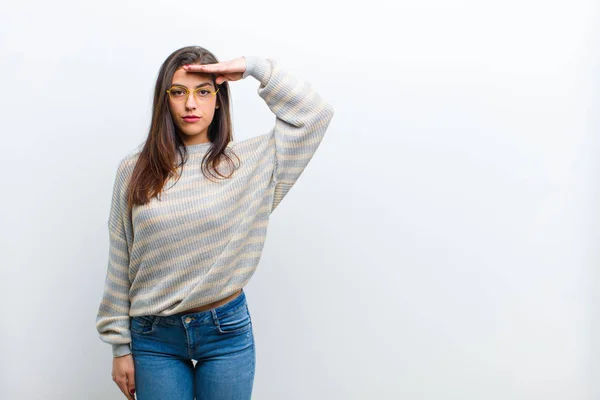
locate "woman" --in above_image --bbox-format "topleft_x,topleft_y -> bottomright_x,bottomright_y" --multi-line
95,45 -> 335,400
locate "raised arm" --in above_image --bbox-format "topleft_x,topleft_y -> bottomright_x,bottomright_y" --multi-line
95,156 -> 135,357
242,55 -> 335,212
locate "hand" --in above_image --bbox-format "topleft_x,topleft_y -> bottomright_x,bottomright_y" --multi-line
183,57 -> 247,85
112,354 -> 136,399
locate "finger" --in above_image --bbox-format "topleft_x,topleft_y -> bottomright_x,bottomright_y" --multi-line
187,63 -> 233,75
183,64 -> 203,71
117,380 -> 132,399
127,370 -> 136,398
184,64 -> 218,73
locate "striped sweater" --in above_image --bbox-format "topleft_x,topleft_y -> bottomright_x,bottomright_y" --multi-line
95,55 -> 335,357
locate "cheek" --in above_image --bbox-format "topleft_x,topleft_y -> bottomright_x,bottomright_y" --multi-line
168,101 -> 181,114
168,103 -> 183,122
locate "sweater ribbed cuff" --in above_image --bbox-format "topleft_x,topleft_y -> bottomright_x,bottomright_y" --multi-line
112,343 -> 132,358
242,55 -> 272,86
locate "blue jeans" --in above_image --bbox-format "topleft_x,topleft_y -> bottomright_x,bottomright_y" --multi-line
130,289 -> 255,399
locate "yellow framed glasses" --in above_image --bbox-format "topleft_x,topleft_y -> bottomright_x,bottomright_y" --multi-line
166,85 -> 220,102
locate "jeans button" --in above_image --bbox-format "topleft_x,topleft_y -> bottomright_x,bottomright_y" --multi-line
185,317 -> 192,323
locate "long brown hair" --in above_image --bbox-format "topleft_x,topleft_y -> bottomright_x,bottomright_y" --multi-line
126,45 -> 240,212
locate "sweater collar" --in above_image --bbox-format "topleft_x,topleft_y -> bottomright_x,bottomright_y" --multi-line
179,141 -> 212,154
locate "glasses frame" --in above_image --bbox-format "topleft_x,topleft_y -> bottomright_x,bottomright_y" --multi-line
166,85 -> 220,102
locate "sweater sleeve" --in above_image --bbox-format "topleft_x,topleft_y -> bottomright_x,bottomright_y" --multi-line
242,55 -> 335,212
95,156 -> 135,358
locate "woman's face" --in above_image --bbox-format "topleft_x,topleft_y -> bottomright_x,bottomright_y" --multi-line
168,66 -> 219,145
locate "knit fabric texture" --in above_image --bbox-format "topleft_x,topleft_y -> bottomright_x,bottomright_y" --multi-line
95,55 -> 335,357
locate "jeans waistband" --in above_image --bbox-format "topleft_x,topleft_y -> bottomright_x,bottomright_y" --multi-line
158,289 -> 246,326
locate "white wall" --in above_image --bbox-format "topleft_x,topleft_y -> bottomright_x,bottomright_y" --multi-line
588,3 -> 600,398
0,0 -> 596,399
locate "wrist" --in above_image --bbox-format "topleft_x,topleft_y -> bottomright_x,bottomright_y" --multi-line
112,343 -> 132,358
241,55 -> 272,84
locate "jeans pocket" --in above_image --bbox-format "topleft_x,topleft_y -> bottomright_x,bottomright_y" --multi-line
216,304 -> 252,334
130,315 -> 160,335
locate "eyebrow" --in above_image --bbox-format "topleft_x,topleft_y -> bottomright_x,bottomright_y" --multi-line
171,82 -> 214,89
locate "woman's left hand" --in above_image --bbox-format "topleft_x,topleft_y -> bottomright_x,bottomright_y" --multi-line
183,57 -> 247,85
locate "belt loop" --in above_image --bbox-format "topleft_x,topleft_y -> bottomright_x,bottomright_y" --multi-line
210,309 -> 218,325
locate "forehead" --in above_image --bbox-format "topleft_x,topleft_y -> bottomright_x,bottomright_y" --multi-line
171,68 -> 214,87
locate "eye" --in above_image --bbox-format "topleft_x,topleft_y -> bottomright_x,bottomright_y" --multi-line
171,88 -> 186,97
198,89 -> 211,96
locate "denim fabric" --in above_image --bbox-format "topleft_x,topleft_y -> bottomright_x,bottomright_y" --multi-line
130,290 -> 255,399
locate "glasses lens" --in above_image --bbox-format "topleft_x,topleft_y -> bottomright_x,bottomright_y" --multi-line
169,86 -> 187,100
195,88 -> 212,99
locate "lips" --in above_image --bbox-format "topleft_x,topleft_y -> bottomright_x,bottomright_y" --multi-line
182,116 -> 201,122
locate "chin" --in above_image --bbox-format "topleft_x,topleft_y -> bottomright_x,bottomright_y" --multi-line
178,126 -> 202,135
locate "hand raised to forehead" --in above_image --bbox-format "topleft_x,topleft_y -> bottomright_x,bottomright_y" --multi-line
183,57 -> 247,85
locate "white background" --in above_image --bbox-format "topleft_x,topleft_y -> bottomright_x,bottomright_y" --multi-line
0,0 -> 597,399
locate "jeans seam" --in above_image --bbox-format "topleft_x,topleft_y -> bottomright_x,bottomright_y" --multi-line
184,320 -> 193,359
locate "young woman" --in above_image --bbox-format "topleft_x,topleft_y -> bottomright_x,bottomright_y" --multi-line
95,45 -> 335,399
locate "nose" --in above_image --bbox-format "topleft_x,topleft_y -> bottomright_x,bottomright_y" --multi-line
185,93 -> 197,110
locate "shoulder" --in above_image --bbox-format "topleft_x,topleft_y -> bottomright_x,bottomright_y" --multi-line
114,148 -> 141,183
228,131 -> 275,155
121,146 -> 141,165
